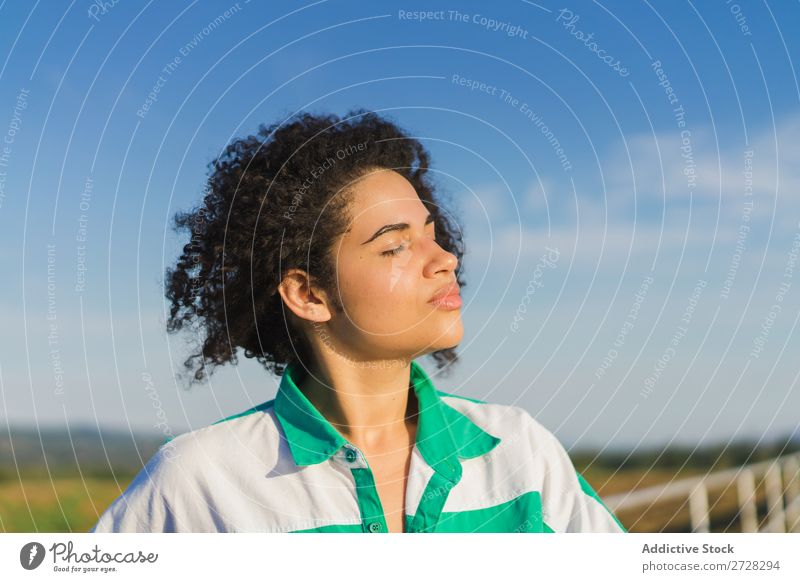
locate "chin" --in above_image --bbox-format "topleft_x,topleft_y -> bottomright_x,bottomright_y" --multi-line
430,324 -> 464,350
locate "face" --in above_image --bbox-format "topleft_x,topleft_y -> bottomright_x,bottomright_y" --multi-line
314,168 -> 463,362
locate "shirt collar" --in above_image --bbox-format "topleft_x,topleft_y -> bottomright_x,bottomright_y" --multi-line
274,359 -> 501,475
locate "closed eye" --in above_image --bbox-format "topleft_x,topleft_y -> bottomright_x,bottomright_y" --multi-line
381,245 -> 407,257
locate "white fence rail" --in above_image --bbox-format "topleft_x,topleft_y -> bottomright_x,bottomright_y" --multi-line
603,452 -> 800,532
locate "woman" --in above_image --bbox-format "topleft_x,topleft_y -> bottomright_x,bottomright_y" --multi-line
91,109 -> 626,533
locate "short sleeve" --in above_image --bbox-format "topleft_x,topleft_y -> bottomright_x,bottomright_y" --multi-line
534,422 -> 627,533
90,445 -> 180,533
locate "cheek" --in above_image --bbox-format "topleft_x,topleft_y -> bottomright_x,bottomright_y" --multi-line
384,250 -> 419,296
337,255 -> 422,322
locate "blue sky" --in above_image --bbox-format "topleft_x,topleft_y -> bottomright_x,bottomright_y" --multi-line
1,0 -> 799,451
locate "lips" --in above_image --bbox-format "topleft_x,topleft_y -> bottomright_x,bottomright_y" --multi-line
429,281 -> 462,310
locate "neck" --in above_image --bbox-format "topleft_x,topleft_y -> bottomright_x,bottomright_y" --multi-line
296,354 -> 418,451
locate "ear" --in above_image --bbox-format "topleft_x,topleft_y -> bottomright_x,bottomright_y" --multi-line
277,268 -> 333,323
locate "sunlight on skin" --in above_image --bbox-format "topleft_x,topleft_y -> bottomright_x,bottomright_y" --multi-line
278,167 -> 464,369
276,168 -> 465,532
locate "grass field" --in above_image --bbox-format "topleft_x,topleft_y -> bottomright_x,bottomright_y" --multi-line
0,476 -> 133,533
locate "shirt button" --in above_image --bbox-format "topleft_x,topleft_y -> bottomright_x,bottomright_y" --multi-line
344,447 -> 357,463
367,521 -> 382,533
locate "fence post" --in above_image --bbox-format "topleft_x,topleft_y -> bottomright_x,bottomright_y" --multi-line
785,455 -> 800,499
764,462 -> 785,533
783,455 -> 800,532
689,483 -> 710,533
736,469 -> 758,532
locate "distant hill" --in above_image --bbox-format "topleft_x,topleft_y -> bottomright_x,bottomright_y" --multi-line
0,426 -> 165,480
570,432 -> 800,473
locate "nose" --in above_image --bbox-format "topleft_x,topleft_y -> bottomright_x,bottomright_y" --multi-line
422,237 -> 458,277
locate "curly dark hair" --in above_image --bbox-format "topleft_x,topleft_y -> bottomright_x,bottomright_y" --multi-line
164,108 -> 466,385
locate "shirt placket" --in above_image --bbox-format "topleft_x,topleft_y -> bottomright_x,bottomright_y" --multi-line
338,443 -> 388,533
405,451 -> 462,533
336,441 -> 463,534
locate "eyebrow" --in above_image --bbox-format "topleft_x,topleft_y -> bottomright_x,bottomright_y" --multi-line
361,213 -> 436,245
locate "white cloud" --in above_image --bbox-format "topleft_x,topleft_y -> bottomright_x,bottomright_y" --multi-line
604,113 -> 800,223
458,112 -> 800,272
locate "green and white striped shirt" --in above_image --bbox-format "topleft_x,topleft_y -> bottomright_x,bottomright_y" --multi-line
91,360 -> 626,533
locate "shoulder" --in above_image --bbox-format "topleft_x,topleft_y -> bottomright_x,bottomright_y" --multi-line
163,398 -> 277,445
159,398 -> 279,468
91,400 -> 279,532
437,390 -> 564,453
438,392 -> 625,532
440,393 -> 626,532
